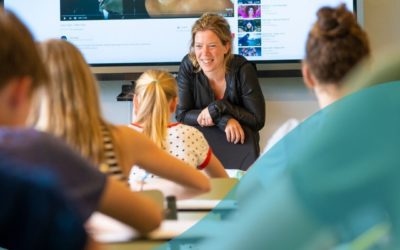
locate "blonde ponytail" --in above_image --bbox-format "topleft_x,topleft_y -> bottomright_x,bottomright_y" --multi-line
134,70 -> 177,149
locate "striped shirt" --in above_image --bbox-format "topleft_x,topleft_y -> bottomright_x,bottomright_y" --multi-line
99,125 -> 125,181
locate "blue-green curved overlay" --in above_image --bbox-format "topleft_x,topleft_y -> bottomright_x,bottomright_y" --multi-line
157,81 -> 400,250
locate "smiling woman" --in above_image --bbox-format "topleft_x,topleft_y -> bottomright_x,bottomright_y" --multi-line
175,13 -> 266,170
193,30 -> 229,83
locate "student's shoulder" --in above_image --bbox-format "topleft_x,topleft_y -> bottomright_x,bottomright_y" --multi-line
168,123 -> 208,143
112,124 -> 149,148
169,123 -> 202,135
0,128 -> 69,151
113,124 -> 142,137
0,128 -> 103,175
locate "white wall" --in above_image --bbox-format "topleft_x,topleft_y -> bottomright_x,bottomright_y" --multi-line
99,81 -> 133,125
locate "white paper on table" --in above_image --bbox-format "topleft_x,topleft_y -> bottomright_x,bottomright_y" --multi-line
86,212 -> 201,243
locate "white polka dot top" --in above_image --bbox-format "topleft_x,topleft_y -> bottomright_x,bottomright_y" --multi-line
129,122 -> 212,184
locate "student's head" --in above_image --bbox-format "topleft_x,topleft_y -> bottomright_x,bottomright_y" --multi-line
133,70 -> 177,149
0,8 -> 47,126
304,4 -> 370,87
32,39 -> 106,164
189,13 -> 233,73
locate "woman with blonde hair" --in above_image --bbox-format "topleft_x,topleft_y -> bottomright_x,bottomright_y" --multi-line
130,70 -> 227,197
30,39 -> 210,230
176,13 -> 265,170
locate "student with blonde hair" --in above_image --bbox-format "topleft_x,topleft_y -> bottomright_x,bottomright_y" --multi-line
130,70 -> 227,197
30,39 -> 210,228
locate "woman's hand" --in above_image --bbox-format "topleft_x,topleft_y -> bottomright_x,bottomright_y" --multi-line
225,118 -> 245,144
197,107 -> 215,127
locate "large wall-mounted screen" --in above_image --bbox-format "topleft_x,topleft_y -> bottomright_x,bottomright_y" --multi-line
3,0 -> 355,66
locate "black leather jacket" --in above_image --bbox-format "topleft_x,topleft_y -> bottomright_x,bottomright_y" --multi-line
176,54 -> 265,133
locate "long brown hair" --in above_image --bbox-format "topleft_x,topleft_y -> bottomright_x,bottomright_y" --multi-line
305,4 -> 370,85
